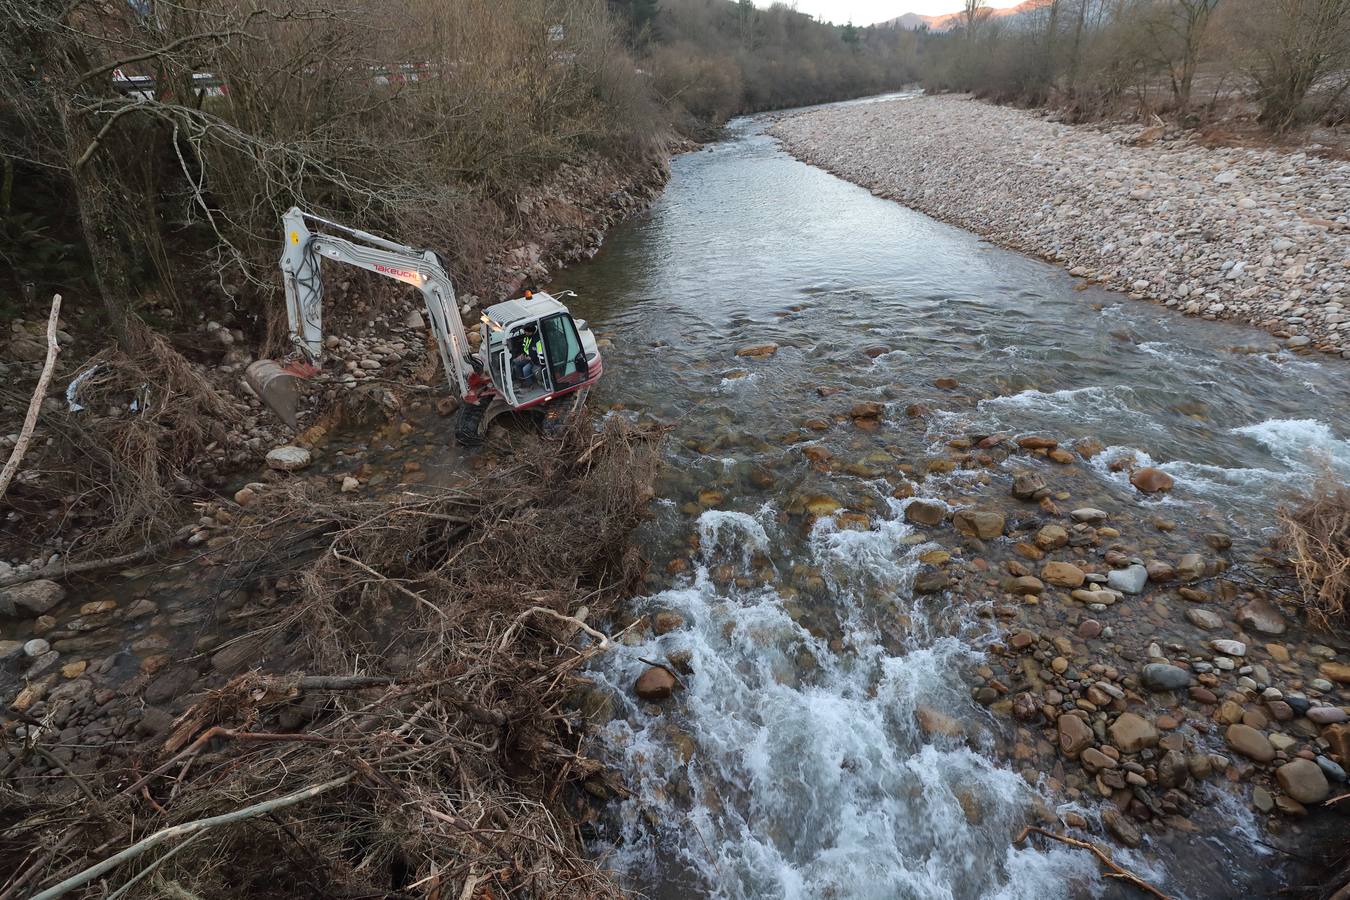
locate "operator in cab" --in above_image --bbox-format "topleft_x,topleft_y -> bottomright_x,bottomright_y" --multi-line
511,324 -> 545,388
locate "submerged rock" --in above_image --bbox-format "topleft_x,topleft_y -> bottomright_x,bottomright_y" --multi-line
1107,565 -> 1148,595
1129,467 -> 1174,493
634,666 -> 677,701
952,509 -> 1005,540
0,580 -> 66,618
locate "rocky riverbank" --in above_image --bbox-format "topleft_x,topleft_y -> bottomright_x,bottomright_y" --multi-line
771,95 -> 1350,358
0,149 -> 670,580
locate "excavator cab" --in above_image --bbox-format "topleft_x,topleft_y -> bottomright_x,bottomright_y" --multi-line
246,208 -> 602,445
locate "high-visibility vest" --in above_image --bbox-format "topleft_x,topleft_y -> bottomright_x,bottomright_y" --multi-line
525,335 -> 543,360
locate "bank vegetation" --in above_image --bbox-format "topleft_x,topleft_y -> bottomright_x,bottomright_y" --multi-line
920,0 -> 1350,135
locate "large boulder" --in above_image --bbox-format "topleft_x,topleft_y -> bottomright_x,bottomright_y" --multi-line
0,580 -> 66,618
1277,759 -> 1330,805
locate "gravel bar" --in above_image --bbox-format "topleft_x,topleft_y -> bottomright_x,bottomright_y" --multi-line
772,95 -> 1350,357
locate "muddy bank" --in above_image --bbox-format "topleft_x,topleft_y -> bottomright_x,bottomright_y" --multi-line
771,94 -> 1350,358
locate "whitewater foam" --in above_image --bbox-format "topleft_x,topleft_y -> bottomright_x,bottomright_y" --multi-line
594,505 -> 1098,899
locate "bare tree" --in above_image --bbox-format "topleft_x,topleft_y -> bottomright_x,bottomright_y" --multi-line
1228,0 -> 1350,130
1142,0 -> 1221,110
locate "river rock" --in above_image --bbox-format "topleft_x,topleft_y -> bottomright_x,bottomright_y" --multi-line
1307,706 -> 1348,725
0,580 -> 66,618
1317,756 -> 1347,783
1034,524 -> 1068,550
1070,508 -> 1108,524
1011,472 -> 1047,500
914,570 -> 950,594
1130,467 -> 1174,493
1226,723 -> 1275,762
1041,561 -> 1085,588
1237,599 -> 1287,635
1176,553 -> 1206,582
849,401 -> 884,420
1141,663 -> 1192,691
23,638 -> 50,657
1319,662 -> 1350,684
1057,713 -> 1093,757
1211,639 -> 1247,657
1108,712 -> 1159,753
1102,808 -> 1141,848
1158,749 -> 1188,789
1277,759 -> 1329,805
634,666 -> 677,701
1107,564 -> 1147,595
1186,608 -> 1223,630
736,343 -> 779,358
905,500 -> 947,526
915,706 -> 964,739
952,509 -> 1005,540
266,445 -> 312,472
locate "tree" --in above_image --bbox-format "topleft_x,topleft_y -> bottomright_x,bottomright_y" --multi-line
1143,0 -> 1220,110
1229,0 -> 1350,131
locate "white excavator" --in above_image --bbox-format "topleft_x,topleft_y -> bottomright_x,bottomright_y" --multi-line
245,207 -> 604,445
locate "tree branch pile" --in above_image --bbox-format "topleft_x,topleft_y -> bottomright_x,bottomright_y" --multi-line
1,414 -> 663,899
1279,476 -> 1350,631
2,323 -> 245,556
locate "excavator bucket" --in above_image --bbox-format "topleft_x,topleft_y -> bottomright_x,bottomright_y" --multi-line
245,359 -> 303,430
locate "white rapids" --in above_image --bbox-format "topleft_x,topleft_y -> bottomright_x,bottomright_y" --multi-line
591,507 -> 1098,900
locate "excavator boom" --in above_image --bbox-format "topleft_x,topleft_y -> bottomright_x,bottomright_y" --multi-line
248,207 -> 473,426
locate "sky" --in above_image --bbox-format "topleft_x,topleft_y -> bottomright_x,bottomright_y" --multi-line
763,0 -> 1024,26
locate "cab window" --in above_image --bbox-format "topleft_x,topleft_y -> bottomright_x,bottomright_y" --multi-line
539,314 -> 586,387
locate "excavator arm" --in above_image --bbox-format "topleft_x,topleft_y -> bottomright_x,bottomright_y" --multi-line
249,207 -> 474,428
279,207 -> 472,395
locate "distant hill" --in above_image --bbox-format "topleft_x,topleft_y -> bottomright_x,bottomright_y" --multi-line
878,1 -> 1043,31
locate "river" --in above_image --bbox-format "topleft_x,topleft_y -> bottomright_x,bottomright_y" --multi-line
552,105 -> 1350,899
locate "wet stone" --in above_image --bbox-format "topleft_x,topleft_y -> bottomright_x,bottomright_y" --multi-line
1237,599 -> 1287,635
1140,663 -> 1192,692
1185,608 -> 1223,630
952,509 -> 1005,540
1276,759 -> 1329,805
905,500 -> 946,527
1107,565 -> 1148,595
1226,723 -> 1275,763
1108,712 -> 1159,753
634,666 -> 677,701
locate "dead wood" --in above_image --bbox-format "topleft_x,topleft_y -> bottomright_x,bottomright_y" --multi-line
1014,825 -> 1174,899
4,415 -> 661,900
0,294 -> 61,503
1279,477 -> 1350,630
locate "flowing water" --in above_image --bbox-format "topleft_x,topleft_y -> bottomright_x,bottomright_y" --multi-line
550,106 -> 1350,899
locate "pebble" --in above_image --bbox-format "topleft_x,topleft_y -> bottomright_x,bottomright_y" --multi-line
265,445 -> 312,472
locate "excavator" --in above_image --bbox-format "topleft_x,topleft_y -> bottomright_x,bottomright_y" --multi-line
245,208 -> 604,445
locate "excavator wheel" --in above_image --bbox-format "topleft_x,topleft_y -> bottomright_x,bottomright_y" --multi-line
453,401 -> 489,446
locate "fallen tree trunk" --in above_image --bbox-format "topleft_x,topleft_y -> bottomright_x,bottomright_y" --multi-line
0,294 -> 61,503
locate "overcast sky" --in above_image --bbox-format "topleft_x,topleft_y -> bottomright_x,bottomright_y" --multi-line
767,0 -> 1025,26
